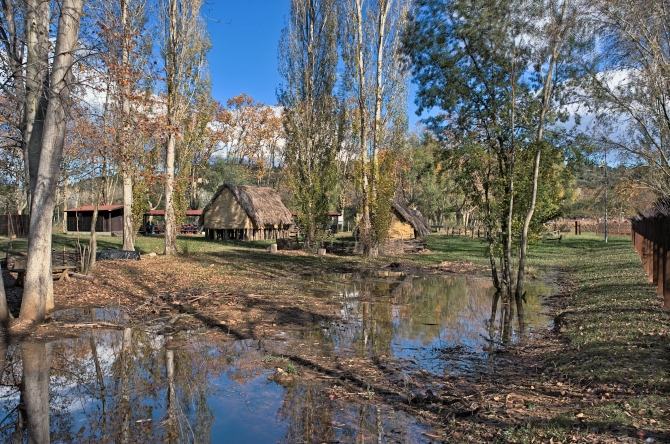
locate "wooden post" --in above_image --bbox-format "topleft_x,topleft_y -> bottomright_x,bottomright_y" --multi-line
575,220 -> 578,235
658,245 -> 664,297
646,238 -> 653,281
653,239 -> 660,286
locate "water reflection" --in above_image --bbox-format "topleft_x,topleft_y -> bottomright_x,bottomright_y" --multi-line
0,274 -> 549,442
0,329 -> 427,443
319,274 -> 550,372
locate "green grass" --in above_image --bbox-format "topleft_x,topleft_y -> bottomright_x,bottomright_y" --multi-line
481,233 -> 670,441
0,233 -> 278,256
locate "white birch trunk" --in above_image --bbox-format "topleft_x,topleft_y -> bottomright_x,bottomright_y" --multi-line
120,0 -> 135,252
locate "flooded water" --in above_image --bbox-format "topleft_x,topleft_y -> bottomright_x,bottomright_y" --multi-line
317,274 -> 551,373
0,274 -> 550,443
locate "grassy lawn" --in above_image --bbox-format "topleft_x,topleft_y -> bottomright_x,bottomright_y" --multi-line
498,234 -> 670,442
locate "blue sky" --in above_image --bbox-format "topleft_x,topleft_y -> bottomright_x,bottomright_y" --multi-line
203,0 -> 423,126
204,0 -> 290,107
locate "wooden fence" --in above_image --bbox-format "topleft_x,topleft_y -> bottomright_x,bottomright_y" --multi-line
631,198 -> 670,309
0,214 -> 29,237
572,219 -> 631,237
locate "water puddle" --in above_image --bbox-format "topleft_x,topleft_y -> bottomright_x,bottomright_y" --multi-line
315,274 -> 551,373
0,274 -> 550,442
0,330 -> 428,443
51,307 -> 130,325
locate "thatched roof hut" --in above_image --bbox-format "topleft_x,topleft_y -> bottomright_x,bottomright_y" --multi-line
388,199 -> 431,240
200,184 -> 293,241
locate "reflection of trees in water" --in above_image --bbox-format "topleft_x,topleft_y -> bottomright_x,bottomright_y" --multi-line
278,382 -> 335,443
0,325 -> 282,443
21,342 -> 51,444
329,276 -> 550,355
330,280 -> 396,357
0,338 -> 54,444
277,380 -> 413,443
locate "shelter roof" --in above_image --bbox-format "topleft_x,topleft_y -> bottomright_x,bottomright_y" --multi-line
145,209 -> 202,216
66,205 -> 123,212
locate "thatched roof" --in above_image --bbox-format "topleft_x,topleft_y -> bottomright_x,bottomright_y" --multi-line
391,199 -> 431,238
202,184 -> 293,227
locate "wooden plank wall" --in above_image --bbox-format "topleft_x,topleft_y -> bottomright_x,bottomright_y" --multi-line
0,214 -> 29,237
631,200 -> 670,309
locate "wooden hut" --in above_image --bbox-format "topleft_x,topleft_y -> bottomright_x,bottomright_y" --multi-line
388,199 -> 431,240
66,205 -> 124,234
200,184 -> 293,241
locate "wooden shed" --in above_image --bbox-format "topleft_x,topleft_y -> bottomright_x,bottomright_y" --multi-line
200,184 -> 293,241
388,199 -> 432,240
66,205 -> 124,234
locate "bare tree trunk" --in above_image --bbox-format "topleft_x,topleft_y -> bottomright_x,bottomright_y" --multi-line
353,0 -> 372,257
484,183 -> 501,291
163,0 -> 179,257
120,0 -> 135,252
61,180 -> 68,233
21,342 -> 51,444
20,0 -> 84,324
0,268 -> 10,323
371,0 -> 391,201
24,0 -> 50,205
87,202 -> 99,274
122,174 -> 135,250
504,51 -> 518,307
164,134 -> 178,255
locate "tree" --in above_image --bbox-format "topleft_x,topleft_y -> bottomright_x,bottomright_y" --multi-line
586,0 -> 670,197
92,0 -> 153,251
395,131 -> 456,225
219,94 -> 283,187
159,0 -> 210,255
339,0 -> 411,257
20,0 -> 85,325
404,0 -> 587,326
278,0 -> 340,250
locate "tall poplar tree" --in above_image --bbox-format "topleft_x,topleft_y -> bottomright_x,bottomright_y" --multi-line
339,0 -> 411,257
278,0 -> 340,249
159,0 -> 210,255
